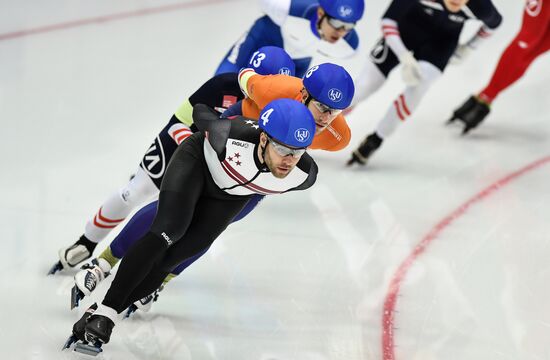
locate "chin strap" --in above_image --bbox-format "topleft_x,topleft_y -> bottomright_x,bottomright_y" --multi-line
259,136 -> 270,172
317,14 -> 327,37
317,15 -> 326,27
304,94 -> 313,108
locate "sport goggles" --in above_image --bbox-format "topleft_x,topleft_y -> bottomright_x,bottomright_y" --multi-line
268,137 -> 306,159
326,16 -> 356,31
311,99 -> 343,116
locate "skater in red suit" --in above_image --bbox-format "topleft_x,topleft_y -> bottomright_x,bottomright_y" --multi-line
449,0 -> 550,133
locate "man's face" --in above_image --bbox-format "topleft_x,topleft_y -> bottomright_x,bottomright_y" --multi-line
443,0 -> 469,13
301,89 -> 341,134
317,8 -> 353,43
260,133 -> 303,179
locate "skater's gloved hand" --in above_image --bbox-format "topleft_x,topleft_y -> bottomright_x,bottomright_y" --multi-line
450,44 -> 473,65
398,51 -> 421,87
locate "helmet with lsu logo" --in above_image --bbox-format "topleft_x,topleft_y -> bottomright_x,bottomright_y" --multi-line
258,98 -> 315,148
302,63 -> 355,110
319,0 -> 365,23
248,46 -> 296,76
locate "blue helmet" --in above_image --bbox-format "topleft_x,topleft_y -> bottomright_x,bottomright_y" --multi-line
248,46 -> 296,76
258,99 -> 315,148
319,0 -> 365,23
303,63 -> 355,110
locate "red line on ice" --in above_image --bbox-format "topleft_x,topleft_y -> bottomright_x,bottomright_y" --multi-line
0,0 -> 233,42
381,155 -> 550,360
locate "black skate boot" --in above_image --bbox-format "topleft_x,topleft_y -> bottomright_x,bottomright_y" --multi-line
85,314 -> 115,345
63,314 -> 114,356
347,133 -> 383,166
48,235 -> 98,275
62,303 -> 98,351
447,96 -> 491,134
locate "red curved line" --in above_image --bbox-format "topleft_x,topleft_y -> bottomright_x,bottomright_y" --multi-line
399,94 -> 411,116
93,215 -> 118,229
0,0 -> 235,42
382,155 -> 550,360
393,100 -> 405,121
97,207 -> 125,224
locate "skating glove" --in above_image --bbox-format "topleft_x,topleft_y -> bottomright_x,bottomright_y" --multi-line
398,51 -> 421,87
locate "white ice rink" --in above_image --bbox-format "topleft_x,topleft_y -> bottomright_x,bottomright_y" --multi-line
1,0 -> 549,359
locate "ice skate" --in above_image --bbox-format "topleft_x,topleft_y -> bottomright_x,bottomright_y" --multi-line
48,235 -> 97,275
347,133 -> 383,166
124,285 -> 164,318
62,303 -> 103,356
71,258 -> 111,309
447,96 -> 491,134
84,314 -> 115,346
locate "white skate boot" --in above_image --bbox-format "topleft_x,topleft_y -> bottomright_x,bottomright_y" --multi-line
48,235 -> 98,275
71,258 -> 111,309
125,285 -> 164,318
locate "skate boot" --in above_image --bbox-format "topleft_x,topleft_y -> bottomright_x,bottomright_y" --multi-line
447,96 -> 490,134
62,303 -> 99,352
85,314 -> 115,345
71,258 -> 111,309
64,305 -> 116,356
125,285 -> 164,318
48,235 -> 97,275
347,133 -> 383,166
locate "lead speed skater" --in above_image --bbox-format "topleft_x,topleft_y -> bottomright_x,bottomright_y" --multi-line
63,99 -> 318,355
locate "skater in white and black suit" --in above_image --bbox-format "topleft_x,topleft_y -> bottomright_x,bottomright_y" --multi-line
49,46 -> 296,275
347,0 -> 502,166
64,98 -> 318,352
